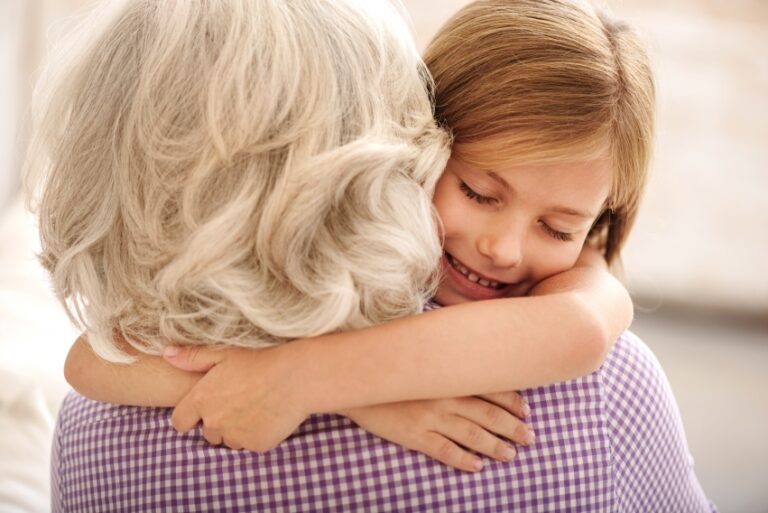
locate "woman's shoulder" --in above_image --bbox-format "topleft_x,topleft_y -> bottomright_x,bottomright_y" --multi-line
601,330 -> 670,394
599,330 -> 681,434
598,331 -> 716,512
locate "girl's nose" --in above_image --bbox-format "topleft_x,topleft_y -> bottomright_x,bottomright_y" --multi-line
477,225 -> 524,269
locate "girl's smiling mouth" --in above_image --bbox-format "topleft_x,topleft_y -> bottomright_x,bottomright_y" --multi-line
446,253 -> 508,290
441,252 -> 520,301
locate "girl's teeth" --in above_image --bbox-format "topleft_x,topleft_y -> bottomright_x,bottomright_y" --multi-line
448,253 -> 507,290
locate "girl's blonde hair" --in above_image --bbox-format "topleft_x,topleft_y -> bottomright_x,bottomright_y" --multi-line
26,0 -> 450,362
424,0 -> 655,263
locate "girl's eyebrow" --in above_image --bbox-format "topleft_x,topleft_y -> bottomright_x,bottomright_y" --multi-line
486,171 -> 595,219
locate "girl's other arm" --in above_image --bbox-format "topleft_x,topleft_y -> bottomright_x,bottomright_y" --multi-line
65,335 -> 532,471
295,250 -> 630,413
64,335 -> 201,407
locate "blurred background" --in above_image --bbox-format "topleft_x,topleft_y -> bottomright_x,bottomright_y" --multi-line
0,0 -> 766,511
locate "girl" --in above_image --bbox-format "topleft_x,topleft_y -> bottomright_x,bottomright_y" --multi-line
62,0 -> 645,472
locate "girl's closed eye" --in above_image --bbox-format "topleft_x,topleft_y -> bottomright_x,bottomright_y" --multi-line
459,181 -> 496,205
541,222 -> 574,242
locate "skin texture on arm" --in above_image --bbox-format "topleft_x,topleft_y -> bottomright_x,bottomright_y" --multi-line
64,335 -> 202,407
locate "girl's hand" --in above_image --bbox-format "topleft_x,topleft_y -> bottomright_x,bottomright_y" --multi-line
341,393 -> 534,472
163,344 -> 307,452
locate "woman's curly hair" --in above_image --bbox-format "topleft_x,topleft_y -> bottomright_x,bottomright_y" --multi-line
26,0 -> 450,362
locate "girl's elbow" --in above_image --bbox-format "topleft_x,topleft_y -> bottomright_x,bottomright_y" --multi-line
585,319 -> 613,372
572,298 -> 615,374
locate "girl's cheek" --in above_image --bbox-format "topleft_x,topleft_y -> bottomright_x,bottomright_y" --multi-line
435,195 -> 472,239
448,207 -> 483,241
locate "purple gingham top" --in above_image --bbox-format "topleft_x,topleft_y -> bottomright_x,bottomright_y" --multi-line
51,331 -> 716,512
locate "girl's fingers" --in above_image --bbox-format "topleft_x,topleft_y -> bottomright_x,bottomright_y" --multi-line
202,425 -> 223,446
222,438 -> 243,451
438,414 -> 518,463
453,397 -> 535,448
171,390 -> 204,433
416,431 -> 485,473
476,391 -> 530,419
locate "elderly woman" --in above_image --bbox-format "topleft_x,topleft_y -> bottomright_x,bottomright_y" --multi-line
29,0 -> 447,508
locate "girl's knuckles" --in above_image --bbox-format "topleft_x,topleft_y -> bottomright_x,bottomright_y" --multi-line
482,403 -> 503,424
435,438 -> 459,461
464,425 -> 484,445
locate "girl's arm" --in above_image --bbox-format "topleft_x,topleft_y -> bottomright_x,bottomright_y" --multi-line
67,245 -> 628,409
65,335 -> 535,472
289,249 -> 630,413
64,335 -> 201,407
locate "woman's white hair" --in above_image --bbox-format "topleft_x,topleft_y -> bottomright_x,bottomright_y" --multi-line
25,0 -> 450,362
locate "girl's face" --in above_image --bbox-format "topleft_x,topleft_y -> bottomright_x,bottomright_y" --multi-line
433,144 -> 612,306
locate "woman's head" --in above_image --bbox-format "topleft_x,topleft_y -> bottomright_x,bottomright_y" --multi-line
27,0 -> 450,361
423,0 -> 655,304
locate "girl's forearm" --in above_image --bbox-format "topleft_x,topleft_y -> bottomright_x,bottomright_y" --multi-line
65,250 -> 631,414
289,265 -> 631,414
65,336 -> 201,407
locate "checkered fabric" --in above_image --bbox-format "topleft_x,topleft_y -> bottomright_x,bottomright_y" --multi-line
52,331 -> 717,512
